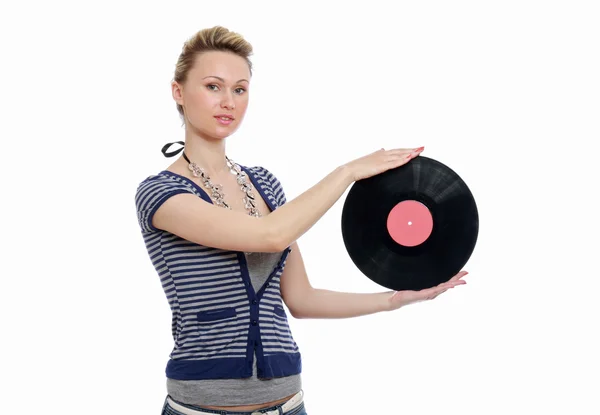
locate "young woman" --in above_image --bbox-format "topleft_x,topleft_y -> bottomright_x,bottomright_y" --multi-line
135,26 -> 468,415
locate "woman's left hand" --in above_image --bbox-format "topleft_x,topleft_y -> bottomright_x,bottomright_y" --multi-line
385,271 -> 469,311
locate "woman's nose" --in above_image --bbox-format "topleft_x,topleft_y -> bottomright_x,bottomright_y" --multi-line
221,93 -> 236,110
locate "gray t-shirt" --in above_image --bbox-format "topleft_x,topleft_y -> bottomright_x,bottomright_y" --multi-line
166,251 -> 302,406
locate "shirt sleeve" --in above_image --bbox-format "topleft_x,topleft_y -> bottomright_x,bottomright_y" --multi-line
257,166 -> 292,252
134,175 -> 192,233
256,166 -> 287,206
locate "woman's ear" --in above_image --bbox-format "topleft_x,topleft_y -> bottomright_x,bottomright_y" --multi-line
171,81 -> 184,106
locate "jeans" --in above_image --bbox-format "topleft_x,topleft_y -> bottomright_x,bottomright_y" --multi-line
161,395 -> 308,415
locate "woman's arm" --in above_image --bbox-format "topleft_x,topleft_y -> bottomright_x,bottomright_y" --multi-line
280,242 -> 390,318
153,148 -> 421,253
153,165 -> 353,253
280,242 -> 469,318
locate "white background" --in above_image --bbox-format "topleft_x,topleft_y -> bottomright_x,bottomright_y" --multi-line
1,1 -> 599,414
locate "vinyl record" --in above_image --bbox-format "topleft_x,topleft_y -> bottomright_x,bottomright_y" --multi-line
341,155 -> 478,291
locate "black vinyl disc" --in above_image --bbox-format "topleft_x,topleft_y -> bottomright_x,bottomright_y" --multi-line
341,156 -> 479,291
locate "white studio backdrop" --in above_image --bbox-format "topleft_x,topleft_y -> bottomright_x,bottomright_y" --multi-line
1,1 -> 598,414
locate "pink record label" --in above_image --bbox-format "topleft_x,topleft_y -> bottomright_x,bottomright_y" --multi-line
386,200 -> 433,247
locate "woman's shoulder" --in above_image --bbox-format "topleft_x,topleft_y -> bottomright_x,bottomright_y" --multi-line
242,164 -> 287,205
243,165 -> 282,185
135,170 -> 195,200
137,169 -> 193,185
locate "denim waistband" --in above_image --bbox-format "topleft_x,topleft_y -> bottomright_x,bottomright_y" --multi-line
162,390 -> 304,415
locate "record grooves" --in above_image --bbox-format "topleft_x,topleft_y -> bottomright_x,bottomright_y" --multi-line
341,156 -> 479,291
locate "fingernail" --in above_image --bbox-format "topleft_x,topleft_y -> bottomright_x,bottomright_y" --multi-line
416,146 -> 424,151
405,154 -> 412,159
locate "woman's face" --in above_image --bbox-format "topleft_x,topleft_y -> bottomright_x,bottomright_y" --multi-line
173,51 -> 250,140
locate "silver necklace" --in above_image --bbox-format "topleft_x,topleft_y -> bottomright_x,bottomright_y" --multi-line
182,152 -> 262,218
183,152 -> 261,256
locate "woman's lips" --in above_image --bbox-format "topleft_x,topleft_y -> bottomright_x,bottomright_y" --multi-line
215,116 -> 233,125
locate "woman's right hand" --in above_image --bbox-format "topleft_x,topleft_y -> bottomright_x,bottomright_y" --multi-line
344,146 -> 424,182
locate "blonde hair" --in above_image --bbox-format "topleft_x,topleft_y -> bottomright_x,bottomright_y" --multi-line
173,26 -> 254,121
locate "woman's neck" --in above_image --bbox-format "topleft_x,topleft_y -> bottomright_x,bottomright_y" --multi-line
181,132 -> 229,177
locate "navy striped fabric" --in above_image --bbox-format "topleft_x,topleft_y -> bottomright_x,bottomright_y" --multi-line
135,166 -> 302,380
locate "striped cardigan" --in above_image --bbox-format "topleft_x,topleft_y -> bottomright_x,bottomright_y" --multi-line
134,166 -> 301,380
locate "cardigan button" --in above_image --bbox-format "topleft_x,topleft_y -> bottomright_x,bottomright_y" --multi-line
252,299 -> 257,305
252,320 -> 257,326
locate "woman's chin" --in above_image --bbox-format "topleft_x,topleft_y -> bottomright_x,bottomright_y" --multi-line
187,119 -> 237,141
212,126 -> 238,140
193,127 -> 234,142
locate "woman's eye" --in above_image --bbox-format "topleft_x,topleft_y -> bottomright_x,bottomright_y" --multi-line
207,84 -> 246,94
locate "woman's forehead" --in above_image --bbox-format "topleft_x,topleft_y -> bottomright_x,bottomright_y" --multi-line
190,51 -> 251,82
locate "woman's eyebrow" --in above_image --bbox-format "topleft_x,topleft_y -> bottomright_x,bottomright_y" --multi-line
203,75 -> 249,83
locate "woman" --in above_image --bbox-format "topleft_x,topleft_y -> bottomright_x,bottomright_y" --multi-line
135,26 -> 467,415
